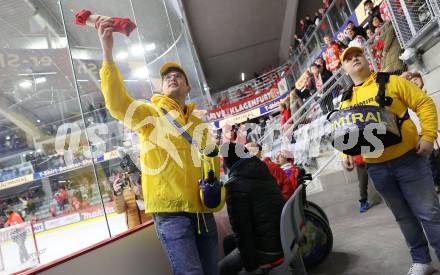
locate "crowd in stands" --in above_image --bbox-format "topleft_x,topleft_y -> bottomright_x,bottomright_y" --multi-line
214,64 -> 289,106
285,0 -> 404,119
0,188 -> 44,228
0,131 -> 27,155
86,102 -> 109,126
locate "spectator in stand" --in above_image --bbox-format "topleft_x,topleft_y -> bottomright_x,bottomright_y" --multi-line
219,143 -> 284,275
337,31 -> 349,49
54,187 -> 68,211
318,7 -> 326,18
322,35 -> 342,74
292,34 -> 302,48
280,102 -> 291,126
366,27 -> 375,39
236,123 -> 248,145
49,199 -> 57,217
276,150 -> 299,192
299,19 -> 312,38
220,95 -> 230,106
314,11 -> 322,26
323,0 -> 330,10
112,172 -> 150,229
294,71 -> 313,101
372,15 -> 404,73
258,117 -> 267,139
371,14 -> 384,30
290,87 -> 304,118
5,208 -> 30,263
364,0 -> 382,27
346,27 -> 367,48
347,20 -> 367,39
315,57 -> 330,75
309,63 -> 334,114
245,143 -> 293,202
304,15 -> 314,31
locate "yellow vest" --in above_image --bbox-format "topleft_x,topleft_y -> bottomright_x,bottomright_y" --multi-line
339,72 -> 437,163
101,61 -> 220,213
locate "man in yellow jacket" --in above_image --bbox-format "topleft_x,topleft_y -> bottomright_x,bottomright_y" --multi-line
97,18 -> 219,275
340,46 -> 440,275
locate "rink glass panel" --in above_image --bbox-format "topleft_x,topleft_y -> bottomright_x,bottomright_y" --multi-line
0,0 -> 205,272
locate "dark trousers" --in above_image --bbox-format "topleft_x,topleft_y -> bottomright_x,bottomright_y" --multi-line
356,165 -> 368,202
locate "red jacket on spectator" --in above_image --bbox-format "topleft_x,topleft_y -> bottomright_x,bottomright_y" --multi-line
323,43 -> 341,73
280,162 -> 299,191
280,108 -> 291,125
263,158 -> 294,201
5,211 -> 24,226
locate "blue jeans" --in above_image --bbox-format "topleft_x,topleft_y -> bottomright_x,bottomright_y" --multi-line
153,212 -> 219,275
366,150 -> 440,263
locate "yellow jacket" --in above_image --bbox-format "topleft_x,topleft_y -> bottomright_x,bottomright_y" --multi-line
113,188 -> 151,229
100,61 -> 214,213
339,72 -> 437,163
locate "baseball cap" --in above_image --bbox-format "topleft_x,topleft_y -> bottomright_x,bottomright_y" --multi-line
159,62 -> 188,83
340,46 -> 364,62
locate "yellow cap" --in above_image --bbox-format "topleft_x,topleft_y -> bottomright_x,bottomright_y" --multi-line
159,62 -> 188,81
340,46 -> 364,63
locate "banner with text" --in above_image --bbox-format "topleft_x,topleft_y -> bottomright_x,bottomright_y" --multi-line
208,85 -> 280,121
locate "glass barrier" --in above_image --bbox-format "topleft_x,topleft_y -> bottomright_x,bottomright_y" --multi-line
0,0 -> 205,273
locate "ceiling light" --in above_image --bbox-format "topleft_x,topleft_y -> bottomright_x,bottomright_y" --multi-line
241,72 -> 245,81
116,51 -> 128,60
37,119 -> 40,123
130,44 -> 144,56
35,77 -> 46,84
5,136 -> 10,140
19,81 -> 33,88
133,67 -> 149,79
145,43 -> 156,51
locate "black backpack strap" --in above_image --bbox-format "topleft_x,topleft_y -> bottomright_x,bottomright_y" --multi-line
375,73 -> 409,126
397,110 -> 410,127
341,85 -> 354,102
375,72 -> 392,107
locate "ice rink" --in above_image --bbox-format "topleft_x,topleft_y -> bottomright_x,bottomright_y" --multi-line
1,213 -> 128,275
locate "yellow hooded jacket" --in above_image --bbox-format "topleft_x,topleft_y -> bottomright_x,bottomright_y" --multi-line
100,61 -> 215,213
339,72 -> 437,163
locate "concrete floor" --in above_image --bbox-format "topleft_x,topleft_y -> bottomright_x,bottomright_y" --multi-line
307,170 -> 440,275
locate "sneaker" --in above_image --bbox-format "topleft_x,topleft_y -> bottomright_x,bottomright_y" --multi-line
407,263 -> 437,275
359,201 -> 370,213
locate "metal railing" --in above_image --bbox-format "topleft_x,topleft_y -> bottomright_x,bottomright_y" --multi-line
289,0 -> 356,78
386,0 -> 440,49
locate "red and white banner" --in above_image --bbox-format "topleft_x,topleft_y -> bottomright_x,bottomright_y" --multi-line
209,85 -> 280,121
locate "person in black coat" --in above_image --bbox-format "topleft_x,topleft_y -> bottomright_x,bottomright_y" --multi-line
218,143 -> 284,275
